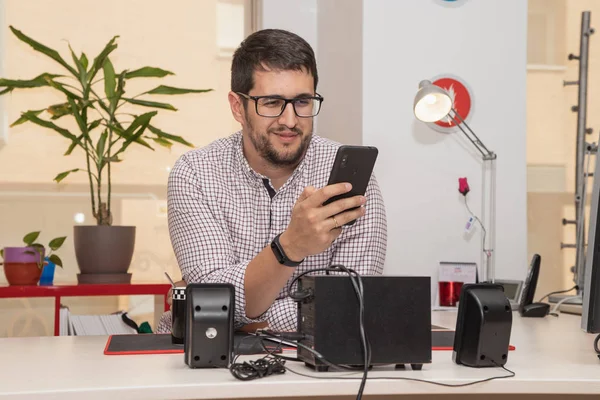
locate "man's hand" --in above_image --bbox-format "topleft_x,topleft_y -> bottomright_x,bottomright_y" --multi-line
280,183 -> 366,261
166,279 -> 187,307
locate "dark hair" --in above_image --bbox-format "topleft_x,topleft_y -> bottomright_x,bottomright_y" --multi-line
231,29 -> 318,94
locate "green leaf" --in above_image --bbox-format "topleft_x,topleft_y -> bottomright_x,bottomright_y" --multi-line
44,78 -> 82,100
9,26 -> 78,76
66,97 -> 87,135
64,134 -> 84,156
113,112 -> 156,156
151,137 -> 173,149
122,111 -> 157,136
10,109 -> 44,127
108,120 -> 153,150
146,85 -> 213,95
80,53 -> 88,70
48,254 -> 63,268
69,44 -> 87,84
23,231 -> 40,246
96,130 -> 108,159
21,111 -> 78,141
48,236 -> 67,251
123,97 -> 177,111
103,58 -> 117,112
88,35 -> 119,82
124,67 -> 174,79
47,102 -> 72,120
88,119 -> 102,132
0,73 -> 62,90
54,168 -> 80,183
148,124 -> 194,147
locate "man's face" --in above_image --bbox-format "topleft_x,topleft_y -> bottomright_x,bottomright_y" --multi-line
235,67 -> 315,167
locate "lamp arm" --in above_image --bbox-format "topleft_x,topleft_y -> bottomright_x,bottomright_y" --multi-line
450,109 -> 496,161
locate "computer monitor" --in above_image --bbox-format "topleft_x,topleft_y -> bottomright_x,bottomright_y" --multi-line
494,279 -> 523,310
582,147 -> 600,332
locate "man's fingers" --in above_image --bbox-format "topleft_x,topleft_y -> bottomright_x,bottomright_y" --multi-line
329,206 -> 366,228
297,186 -> 317,203
320,195 -> 366,219
304,182 -> 352,208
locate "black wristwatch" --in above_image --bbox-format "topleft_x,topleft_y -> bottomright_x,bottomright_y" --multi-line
271,233 -> 304,267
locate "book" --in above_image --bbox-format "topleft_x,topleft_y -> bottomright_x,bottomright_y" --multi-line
59,306 -> 137,336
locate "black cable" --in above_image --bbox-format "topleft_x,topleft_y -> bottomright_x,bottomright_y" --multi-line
538,285 -> 578,303
594,333 -> 600,356
282,361 -> 516,388
332,264 -> 369,399
229,354 -> 286,381
286,266 -> 340,301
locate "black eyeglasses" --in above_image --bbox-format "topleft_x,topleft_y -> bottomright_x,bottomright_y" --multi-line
236,92 -> 324,118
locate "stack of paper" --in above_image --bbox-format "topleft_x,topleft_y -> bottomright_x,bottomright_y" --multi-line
59,306 -> 137,336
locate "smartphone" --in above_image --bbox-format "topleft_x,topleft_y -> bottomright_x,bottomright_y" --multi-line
323,145 -> 379,225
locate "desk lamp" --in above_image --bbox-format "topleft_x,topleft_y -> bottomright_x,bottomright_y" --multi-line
413,80 -> 497,283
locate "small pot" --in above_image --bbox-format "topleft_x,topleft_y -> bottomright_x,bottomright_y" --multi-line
2,246 -> 45,285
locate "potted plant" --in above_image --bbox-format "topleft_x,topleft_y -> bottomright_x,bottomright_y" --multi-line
0,231 -> 66,286
0,26 -> 212,283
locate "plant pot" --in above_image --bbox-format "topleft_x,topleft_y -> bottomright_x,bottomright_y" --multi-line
73,225 -> 135,284
2,246 -> 45,285
39,258 -> 56,286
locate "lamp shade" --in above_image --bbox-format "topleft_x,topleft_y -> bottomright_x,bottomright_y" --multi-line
413,80 -> 452,123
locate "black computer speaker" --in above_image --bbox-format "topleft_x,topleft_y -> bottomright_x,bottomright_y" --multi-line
452,283 -> 513,368
184,283 -> 235,368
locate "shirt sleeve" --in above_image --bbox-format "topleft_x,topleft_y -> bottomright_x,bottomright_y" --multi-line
167,155 -> 265,328
330,173 -> 387,275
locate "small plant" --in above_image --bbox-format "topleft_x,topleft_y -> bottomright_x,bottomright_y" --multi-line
0,231 -> 66,269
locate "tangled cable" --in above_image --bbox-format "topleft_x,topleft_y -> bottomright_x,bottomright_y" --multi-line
229,354 -> 287,381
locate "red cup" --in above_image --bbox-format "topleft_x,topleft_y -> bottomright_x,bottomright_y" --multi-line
439,281 -> 464,307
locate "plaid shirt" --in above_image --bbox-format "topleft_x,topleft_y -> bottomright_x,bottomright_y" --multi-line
156,131 -> 387,333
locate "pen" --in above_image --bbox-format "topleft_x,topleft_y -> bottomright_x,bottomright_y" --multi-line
164,272 -> 176,288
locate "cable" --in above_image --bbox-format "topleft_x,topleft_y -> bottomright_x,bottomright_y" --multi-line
463,196 -> 492,271
594,334 -> 600,358
233,264 -> 515,397
537,285 -> 578,303
549,295 -> 581,317
286,266 -> 340,301
229,354 -> 286,381
282,361 -> 515,388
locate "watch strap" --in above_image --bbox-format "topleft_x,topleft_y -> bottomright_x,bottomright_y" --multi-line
271,233 -> 304,267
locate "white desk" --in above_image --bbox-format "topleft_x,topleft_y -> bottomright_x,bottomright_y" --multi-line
1,311 -> 599,399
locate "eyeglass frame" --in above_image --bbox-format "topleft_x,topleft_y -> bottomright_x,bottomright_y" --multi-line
236,92 -> 324,118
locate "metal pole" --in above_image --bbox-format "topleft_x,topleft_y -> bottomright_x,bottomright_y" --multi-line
574,11 -> 592,292
448,112 -> 496,283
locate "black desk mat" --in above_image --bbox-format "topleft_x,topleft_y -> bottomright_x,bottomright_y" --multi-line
104,333 -> 277,355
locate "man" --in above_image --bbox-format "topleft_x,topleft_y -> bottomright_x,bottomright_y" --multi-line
157,28 -> 386,333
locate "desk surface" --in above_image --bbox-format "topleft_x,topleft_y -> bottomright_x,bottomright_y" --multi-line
1,311 -> 599,399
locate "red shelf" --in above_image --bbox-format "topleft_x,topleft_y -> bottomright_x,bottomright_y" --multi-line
0,283 -> 171,298
0,283 -> 171,336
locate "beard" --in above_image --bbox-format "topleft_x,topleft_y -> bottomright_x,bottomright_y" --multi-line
244,114 -> 312,167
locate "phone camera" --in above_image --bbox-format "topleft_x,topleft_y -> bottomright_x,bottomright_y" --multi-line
341,155 -> 348,168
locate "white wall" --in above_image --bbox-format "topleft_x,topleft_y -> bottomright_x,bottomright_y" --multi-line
362,1 -> 528,291
260,0 -> 529,301
259,0 -> 317,52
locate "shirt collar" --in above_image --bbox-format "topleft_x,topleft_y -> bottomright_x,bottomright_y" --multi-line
234,130 -> 315,191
